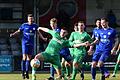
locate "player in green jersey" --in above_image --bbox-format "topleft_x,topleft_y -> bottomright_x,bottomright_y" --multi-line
112,40 -> 120,77
69,21 -> 93,80
31,27 -> 91,80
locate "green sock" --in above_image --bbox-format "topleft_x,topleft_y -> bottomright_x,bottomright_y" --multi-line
32,67 -> 37,80
71,66 -> 77,80
113,63 -> 119,74
66,66 -> 71,76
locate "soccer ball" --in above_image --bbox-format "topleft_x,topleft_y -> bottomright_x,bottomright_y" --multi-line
30,59 -> 40,68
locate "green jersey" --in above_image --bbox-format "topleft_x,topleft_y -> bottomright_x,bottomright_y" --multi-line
69,31 -> 93,55
45,30 -> 73,56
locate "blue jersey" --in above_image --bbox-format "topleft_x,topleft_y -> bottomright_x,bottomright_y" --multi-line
19,23 -> 38,46
92,27 -> 101,49
96,27 -> 116,51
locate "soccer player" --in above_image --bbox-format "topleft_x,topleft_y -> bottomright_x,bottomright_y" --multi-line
69,21 -> 93,80
111,37 -> 120,77
90,18 -> 118,80
88,18 -> 101,54
47,18 -> 61,80
10,14 -> 46,79
32,27 -> 90,80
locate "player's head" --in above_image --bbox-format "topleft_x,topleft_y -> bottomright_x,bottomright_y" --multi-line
95,18 -> 101,28
50,18 -> 57,30
74,23 -> 78,32
27,14 -> 34,24
101,17 -> 109,28
60,27 -> 68,38
78,21 -> 85,31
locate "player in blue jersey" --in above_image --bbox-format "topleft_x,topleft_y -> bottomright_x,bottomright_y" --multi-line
10,14 -> 46,79
90,18 -> 119,80
88,18 -> 101,54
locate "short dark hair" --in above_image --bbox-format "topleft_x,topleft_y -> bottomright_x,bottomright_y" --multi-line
95,18 -> 101,23
27,14 -> 33,17
101,17 -> 108,22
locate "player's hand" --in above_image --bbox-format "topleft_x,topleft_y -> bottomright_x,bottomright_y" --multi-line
85,41 -> 91,47
87,50 -> 94,55
43,38 -> 47,42
111,50 -> 116,55
10,33 -> 14,38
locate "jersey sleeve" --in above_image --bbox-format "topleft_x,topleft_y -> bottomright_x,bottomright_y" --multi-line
48,29 -> 56,36
69,32 -> 74,41
19,23 -> 24,31
86,33 -> 93,43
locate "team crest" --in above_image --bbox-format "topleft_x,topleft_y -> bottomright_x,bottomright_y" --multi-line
108,32 -> 111,35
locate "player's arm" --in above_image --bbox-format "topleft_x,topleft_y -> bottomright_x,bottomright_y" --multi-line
116,43 -> 120,54
64,40 -> 90,48
38,27 -> 49,33
10,29 -> 21,37
37,29 -> 47,41
111,35 -> 119,55
73,41 -> 91,48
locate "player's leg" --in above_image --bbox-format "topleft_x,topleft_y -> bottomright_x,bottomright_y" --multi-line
22,54 -> 27,79
50,65 -> 55,78
32,52 -> 45,80
91,51 -> 100,80
112,53 -> 120,77
25,54 -> 32,79
65,61 -> 72,79
46,64 -> 55,80
25,45 -> 33,79
61,58 -> 66,78
98,52 -> 110,80
62,54 -> 72,79
91,61 -> 97,80
71,54 -> 84,80
52,59 -> 62,80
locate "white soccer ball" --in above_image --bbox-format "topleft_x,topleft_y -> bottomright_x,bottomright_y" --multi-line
30,59 -> 40,68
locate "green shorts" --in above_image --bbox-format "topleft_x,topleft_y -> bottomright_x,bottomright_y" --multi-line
73,53 -> 85,64
42,52 -> 61,69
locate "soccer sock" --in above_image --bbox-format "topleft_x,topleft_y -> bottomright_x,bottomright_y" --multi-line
50,65 -> 55,77
80,68 -> 84,78
113,63 -> 119,74
99,66 -> 105,75
26,60 -> 30,72
66,66 -> 71,76
21,60 -> 26,74
91,67 -> 96,79
32,67 -> 37,80
71,66 -> 77,79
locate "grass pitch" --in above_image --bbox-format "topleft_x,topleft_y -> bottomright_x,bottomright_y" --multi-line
0,72 -> 119,80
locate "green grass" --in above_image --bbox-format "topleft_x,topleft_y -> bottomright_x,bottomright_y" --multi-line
0,72 -> 119,80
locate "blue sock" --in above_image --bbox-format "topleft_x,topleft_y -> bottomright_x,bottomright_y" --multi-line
26,60 -> 30,72
103,65 -> 109,73
21,60 -> 26,72
91,67 -> 96,79
99,66 -> 106,75
50,65 -> 55,77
